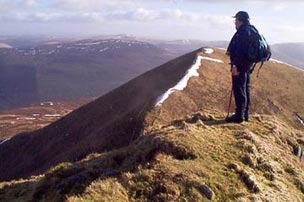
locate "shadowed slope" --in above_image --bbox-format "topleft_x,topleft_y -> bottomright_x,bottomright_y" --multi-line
0,49 -> 199,181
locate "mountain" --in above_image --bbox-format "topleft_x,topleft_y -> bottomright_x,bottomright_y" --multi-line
0,38 -> 177,111
271,42 -> 304,70
0,35 -> 73,48
0,47 -> 303,201
151,39 -> 228,56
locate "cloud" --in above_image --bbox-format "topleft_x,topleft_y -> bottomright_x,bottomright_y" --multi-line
0,0 -> 18,12
4,12 -> 64,22
101,8 -> 193,22
52,0 -> 140,12
0,12 -> 105,23
0,0 -> 41,12
22,0 -> 39,8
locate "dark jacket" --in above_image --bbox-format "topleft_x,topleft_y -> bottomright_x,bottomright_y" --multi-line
227,23 -> 254,73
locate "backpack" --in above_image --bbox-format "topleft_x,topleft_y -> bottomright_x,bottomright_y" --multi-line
247,25 -> 272,77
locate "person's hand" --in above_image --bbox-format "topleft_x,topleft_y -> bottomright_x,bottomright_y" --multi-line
231,66 -> 239,76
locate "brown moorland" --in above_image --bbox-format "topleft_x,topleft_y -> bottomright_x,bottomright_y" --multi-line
0,48 -> 303,201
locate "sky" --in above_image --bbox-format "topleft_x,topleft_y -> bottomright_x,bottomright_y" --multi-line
0,0 -> 304,43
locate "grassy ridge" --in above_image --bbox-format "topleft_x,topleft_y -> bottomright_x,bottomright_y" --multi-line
1,110 -> 303,201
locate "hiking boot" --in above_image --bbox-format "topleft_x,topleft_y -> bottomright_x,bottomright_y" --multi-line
244,114 -> 249,122
225,115 -> 244,123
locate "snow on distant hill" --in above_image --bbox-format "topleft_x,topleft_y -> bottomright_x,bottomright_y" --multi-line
0,38 -> 177,111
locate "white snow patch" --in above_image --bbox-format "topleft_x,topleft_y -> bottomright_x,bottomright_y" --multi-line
270,58 -> 290,65
201,56 -> 224,63
99,47 -> 109,52
40,102 -> 54,106
203,48 -> 214,54
16,117 -> 36,120
48,50 -> 55,54
155,55 -> 224,106
44,114 -> 61,117
46,41 -> 60,45
270,59 -> 304,71
76,42 -> 102,46
216,47 -> 227,51
0,138 -> 10,145
0,114 -> 18,118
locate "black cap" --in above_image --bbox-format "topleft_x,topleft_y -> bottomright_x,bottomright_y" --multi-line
233,11 -> 250,22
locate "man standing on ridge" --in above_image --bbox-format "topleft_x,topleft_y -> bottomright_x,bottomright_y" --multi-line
226,11 -> 254,123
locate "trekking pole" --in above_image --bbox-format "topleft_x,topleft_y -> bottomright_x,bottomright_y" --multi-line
226,65 -> 233,119
226,86 -> 233,119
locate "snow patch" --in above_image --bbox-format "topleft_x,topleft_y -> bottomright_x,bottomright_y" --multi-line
270,59 -> 304,71
46,41 -> 60,45
44,114 -> 61,117
76,42 -> 102,46
40,102 -> 54,106
203,48 -> 214,54
155,55 -> 223,106
270,58 -> 290,65
99,47 -> 109,52
201,56 -> 224,63
0,138 -> 10,145
48,50 -> 55,55
0,114 -> 18,118
16,117 -> 36,120
216,47 -> 227,51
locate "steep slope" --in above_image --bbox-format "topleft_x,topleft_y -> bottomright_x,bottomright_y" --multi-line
0,49 -> 198,181
0,47 -> 303,201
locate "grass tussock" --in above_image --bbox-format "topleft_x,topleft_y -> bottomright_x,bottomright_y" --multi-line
0,110 -> 304,201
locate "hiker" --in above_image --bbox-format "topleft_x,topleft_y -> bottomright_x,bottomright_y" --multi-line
225,11 -> 254,123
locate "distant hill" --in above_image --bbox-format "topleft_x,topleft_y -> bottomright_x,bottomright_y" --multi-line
151,39 -> 228,56
0,38 -> 177,111
0,47 -> 303,201
0,98 -> 92,140
270,42 -> 304,69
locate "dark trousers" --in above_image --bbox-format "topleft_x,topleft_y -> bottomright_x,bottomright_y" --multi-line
232,71 -> 251,119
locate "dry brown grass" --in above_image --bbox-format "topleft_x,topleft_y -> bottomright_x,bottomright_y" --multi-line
148,48 -> 304,130
1,48 -> 304,201
1,109 -> 303,201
